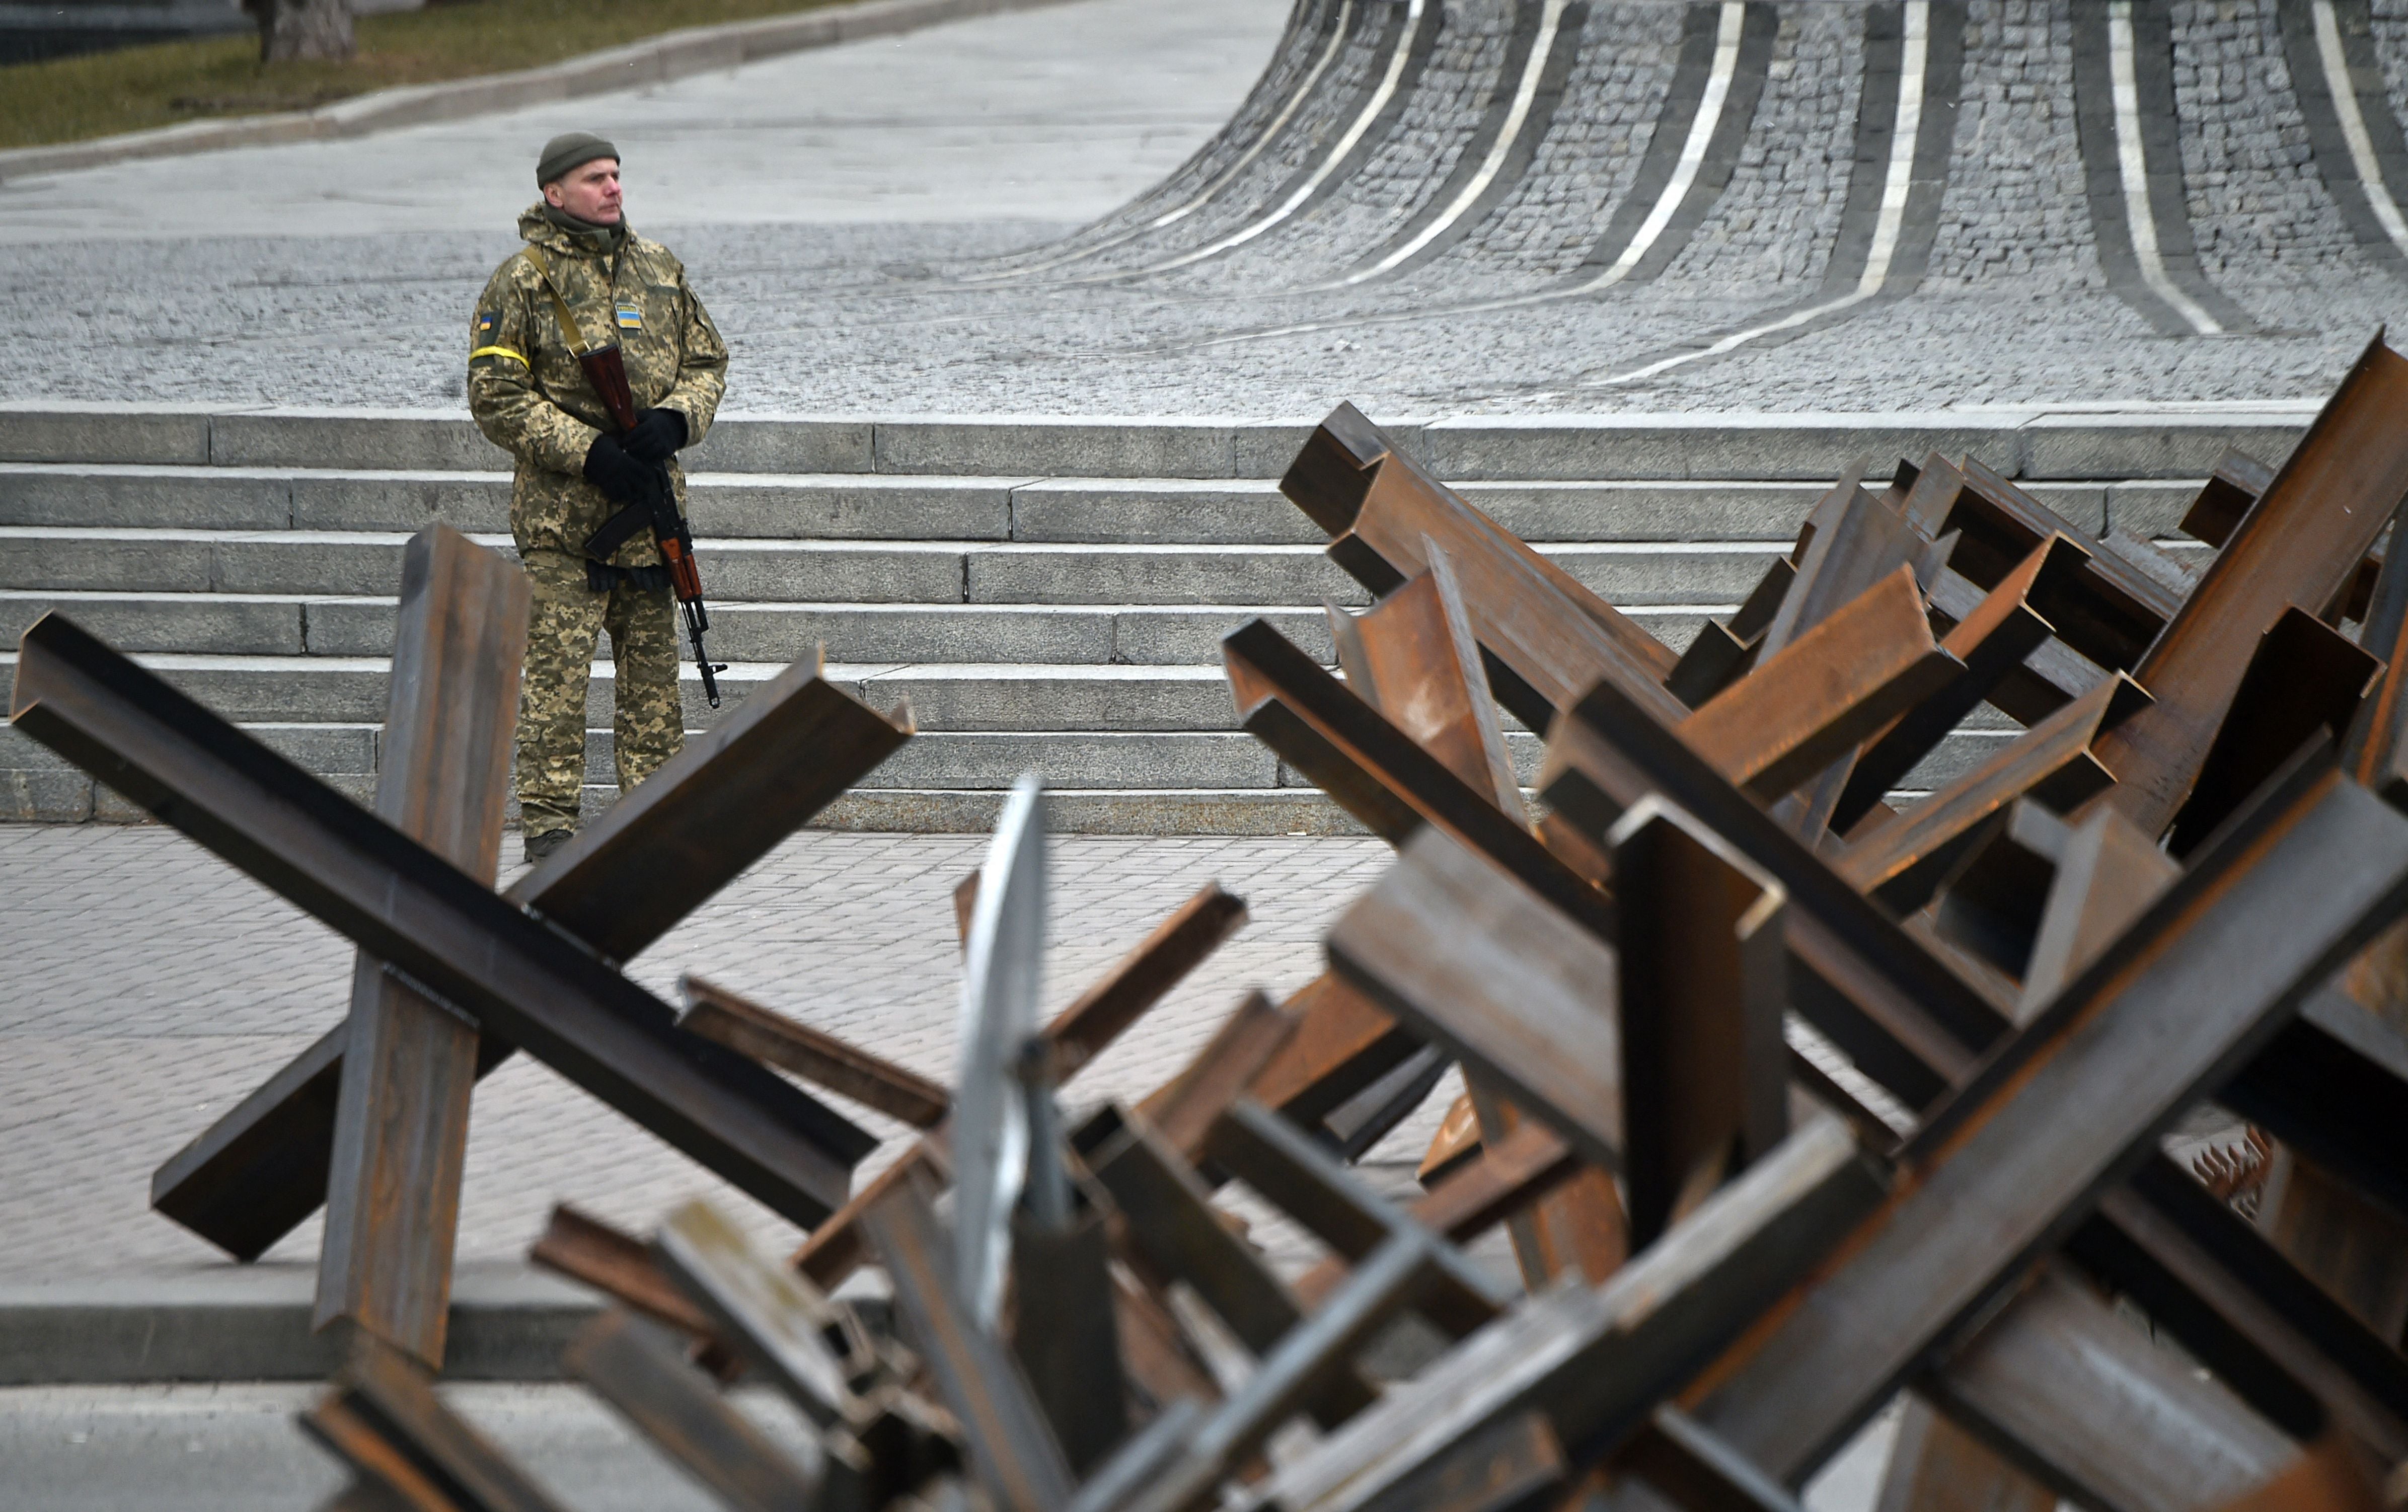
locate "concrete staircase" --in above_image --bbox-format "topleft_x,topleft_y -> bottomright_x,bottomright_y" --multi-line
0,403 -> 2307,831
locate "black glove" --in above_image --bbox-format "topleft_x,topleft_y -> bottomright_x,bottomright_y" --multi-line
622,407 -> 688,464
582,431 -> 656,507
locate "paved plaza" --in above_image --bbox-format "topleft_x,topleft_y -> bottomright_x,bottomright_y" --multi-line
0,823 -> 1397,1280
5,0 -> 2403,419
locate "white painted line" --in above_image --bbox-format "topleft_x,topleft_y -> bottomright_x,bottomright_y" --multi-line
1340,0 -> 1574,284
1133,0 -> 1428,274
2109,0 -> 2222,334
1176,0 -> 1748,345
1591,0 -> 1930,387
962,0 -> 1359,282
2314,0 -> 2408,258
1569,0 -> 1750,295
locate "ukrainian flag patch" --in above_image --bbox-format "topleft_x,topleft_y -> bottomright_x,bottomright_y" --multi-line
615,304 -> 643,331
475,309 -> 499,337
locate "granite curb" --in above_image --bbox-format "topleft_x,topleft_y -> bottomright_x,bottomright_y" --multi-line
0,0 -> 1083,185
0,1265 -> 600,1382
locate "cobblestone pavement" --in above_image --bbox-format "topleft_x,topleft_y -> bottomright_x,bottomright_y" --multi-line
0,822 -> 1404,1281
7,0 -> 2406,418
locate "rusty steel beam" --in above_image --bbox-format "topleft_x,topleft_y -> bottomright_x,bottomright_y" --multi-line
678,976 -> 951,1129
1546,675 -> 2006,1103
1328,827 -> 1624,1174
1133,991 -> 1300,1161
1248,971 -> 1423,1132
860,1170 -> 1075,1512
1611,798 -> 1789,1249
1292,1119 -> 1583,1310
1253,1118 -> 1888,1512
1833,672 -> 2148,917
1685,756 -> 2408,1481
528,1205 -> 729,1359
1919,1266 -> 2296,1512
314,526 -> 529,1369
299,1342 -> 568,1512
1084,1108 -> 1381,1428
1224,616 -> 1614,941
1329,545 -> 1629,1289
1833,536 -> 2093,829
1327,553 -> 1524,817
1757,466 -> 1914,661
1902,452 -> 2176,673
2096,335 -> 2408,836
2179,446 -> 2278,549
12,614 -> 872,1229
1207,1097 -> 1511,1340
2166,609 -> 2378,857
563,1310 -> 830,1512
1280,402 -> 1684,732
1678,565 -> 1960,803
788,882 -> 1248,1289
149,646 -> 910,1261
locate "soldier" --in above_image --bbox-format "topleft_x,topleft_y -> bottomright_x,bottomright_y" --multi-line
468,131 -> 729,863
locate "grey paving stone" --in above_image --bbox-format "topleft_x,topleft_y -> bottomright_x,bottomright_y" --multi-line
705,540 -> 967,603
0,406 -> 217,467
1419,417 -> 2034,483
856,729 -> 1280,788
1109,605 -> 1334,664
0,770 -> 93,822
1459,480 -> 1831,542
0,532 -> 217,593
296,596 -> 401,656
207,410 -> 496,472
206,534 -> 414,597
855,664 -> 1240,731
0,1380 -> 819,1510
689,473 -> 1019,541
871,417 -> 1262,478
1009,478 -> 1316,544
707,602 -> 1118,664
2106,480 -> 2212,539
964,543 -> 1367,606
1544,542 -> 1786,604
287,471 -> 511,533
818,785 -> 1365,834
0,466 -> 294,531
683,417 -> 876,474
0,592 -> 307,656
2016,415 -> 2309,481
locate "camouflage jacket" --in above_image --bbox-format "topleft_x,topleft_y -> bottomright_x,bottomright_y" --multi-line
468,205 -> 729,564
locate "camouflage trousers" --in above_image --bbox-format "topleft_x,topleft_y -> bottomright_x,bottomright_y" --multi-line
514,548 -> 686,838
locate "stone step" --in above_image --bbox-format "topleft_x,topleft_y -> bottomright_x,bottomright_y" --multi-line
0,463 -> 2204,542
0,526 -> 1792,607
0,654 -> 2008,793
0,402 -> 2316,481
0,590 -> 1700,668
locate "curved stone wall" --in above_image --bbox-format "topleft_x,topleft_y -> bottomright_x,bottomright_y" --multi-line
944,0 -> 2408,390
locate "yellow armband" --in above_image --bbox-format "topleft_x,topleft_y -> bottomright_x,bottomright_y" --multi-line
470,345 -> 529,366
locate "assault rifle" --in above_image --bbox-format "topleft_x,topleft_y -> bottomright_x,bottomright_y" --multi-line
575,343 -> 725,710
520,245 -> 726,709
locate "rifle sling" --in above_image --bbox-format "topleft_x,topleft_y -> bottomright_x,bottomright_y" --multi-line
583,499 -> 655,563
518,246 -> 594,360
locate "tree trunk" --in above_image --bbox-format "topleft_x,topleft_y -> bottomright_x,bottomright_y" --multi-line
246,0 -> 355,62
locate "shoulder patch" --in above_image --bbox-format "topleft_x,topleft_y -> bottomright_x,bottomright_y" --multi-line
475,309 -> 500,338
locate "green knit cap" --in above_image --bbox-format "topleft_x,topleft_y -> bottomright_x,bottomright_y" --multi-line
536,131 -> 618,187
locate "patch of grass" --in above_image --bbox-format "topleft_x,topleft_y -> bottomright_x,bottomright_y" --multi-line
0,0 -> 849,152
